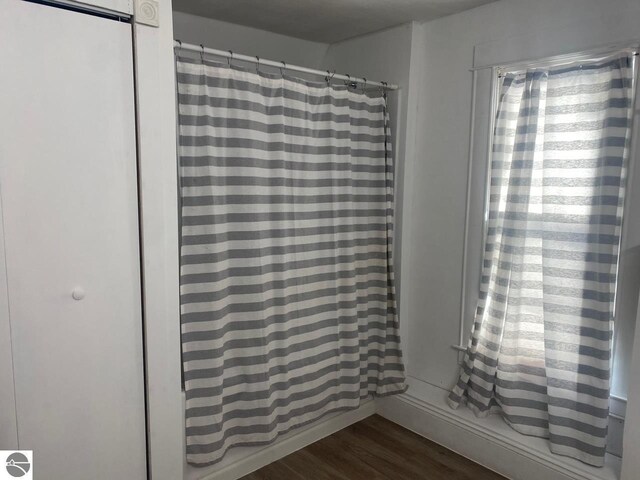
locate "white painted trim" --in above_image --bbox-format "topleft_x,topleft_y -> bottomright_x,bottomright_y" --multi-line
0,172 -> 18,450
397,21 -> 424,359
620,54 -> 640,480
377,378 -> 621,480
189,401 -> 376,480
132,2 -> 184,479
607,394 -> 626,457
610,395 -> 627,419
457,66 -> 478,351
622,296 -> 640,478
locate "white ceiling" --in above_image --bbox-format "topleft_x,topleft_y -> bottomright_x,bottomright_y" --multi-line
172,0 -> 498,43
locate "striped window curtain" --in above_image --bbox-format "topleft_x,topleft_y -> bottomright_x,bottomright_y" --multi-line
176,54 -> 406,466
448,54 -> 635,466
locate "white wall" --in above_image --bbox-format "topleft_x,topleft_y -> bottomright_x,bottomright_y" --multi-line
401,0 -> 640,396
322,22 -> 418,309
172,11 -> 328,69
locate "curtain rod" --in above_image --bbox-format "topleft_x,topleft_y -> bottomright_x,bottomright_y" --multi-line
469,43 -> 639,72
174,40 -> 399,91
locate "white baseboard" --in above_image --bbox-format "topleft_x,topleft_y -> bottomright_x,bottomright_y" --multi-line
377,378 -> 621,480
185,399 -> 376,480
181,381 -> 621,480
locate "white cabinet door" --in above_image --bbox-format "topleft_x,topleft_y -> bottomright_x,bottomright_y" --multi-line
0,1 -> 146,479
74,0 -> 134,15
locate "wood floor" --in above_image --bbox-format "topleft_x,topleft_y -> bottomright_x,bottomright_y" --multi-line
241,414 -> 505,479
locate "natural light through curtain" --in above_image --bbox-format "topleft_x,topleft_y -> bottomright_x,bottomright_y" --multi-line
449,53 -> 635,466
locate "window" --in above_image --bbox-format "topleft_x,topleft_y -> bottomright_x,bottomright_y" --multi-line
455,48 -> 639,462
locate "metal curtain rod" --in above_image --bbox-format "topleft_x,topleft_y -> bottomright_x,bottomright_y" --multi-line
174,40 -> 399,90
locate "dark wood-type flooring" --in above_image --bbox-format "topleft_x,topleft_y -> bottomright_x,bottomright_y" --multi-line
241,414 -> 505,479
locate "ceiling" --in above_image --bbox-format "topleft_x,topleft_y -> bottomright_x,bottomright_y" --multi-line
172,0 -> 498,43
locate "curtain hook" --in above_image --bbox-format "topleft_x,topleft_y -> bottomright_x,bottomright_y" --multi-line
379,81 -> 388,98
227,50 -> 233,67
176,39 -> 182,55
255,56 -> 260,74
362,77 -> 367,94
199,44 -> 205,63
325,69 -> 335,85
280,61 -> 286,77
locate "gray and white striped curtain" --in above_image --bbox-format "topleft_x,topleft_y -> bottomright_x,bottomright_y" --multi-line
449,54 -> 635,466
176,54 -> 406,466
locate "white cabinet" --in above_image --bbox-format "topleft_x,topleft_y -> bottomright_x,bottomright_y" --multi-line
0,1 -> 146,478
72,0 -> 133,15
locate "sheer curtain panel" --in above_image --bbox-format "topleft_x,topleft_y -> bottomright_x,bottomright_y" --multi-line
176,54 -> 406,466
449,54 -> 635,466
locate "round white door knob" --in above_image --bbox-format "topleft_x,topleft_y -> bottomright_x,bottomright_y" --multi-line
72,287 -> 85,301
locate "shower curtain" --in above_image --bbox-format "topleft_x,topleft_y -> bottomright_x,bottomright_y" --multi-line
176,54 -> 406,466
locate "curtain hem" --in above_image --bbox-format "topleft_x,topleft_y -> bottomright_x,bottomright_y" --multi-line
448,393 -> 607,468
187,386 -> 408,467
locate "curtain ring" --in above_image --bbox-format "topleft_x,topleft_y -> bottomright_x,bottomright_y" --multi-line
345,74 -> 354,89
280,61 -> 286,77
255,56 -> 260,74
227,50 -> 233,67
176,39 -> 182,55
325,69 -> 336,85
199,44 -> 205,63
381,81 -> 388,99
362,77 -> 367,94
